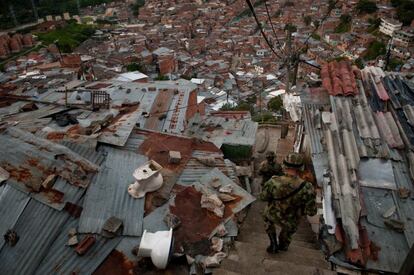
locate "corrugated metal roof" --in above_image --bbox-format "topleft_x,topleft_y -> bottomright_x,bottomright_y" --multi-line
303,72 -> 414,272
2,105 -> 67,123
178,150 -> 238,185
35,218 -> 121,275
2,138 -> 105,210
0,200 -> 70,275
185,116 -> 258,147
116,202 -> 170,260
121,130 -> 146,152
161,89 -> 190,134
392,161 -> 414,246
78,146 -> 147,236
0,185 -> 30,251
0,127 -> 99,191
98,108 -> 141,147
360,186 -> 409,273
302,104 -> 325,154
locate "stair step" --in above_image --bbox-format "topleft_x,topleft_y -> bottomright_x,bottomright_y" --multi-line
238,232 -> 320,250
212,268 -> 242,275
263,259 -> 336,275
233,241 -> 330,269
219,258 -> 266,275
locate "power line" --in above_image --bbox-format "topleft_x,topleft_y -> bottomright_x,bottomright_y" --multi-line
264,0 -> 286,55
244,0 -> 284,60
298,0 -> 339,53
148,71 -> 288,118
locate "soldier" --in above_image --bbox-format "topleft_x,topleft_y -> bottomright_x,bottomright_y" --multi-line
258,151 -> 283,184
260,152 -> 317,253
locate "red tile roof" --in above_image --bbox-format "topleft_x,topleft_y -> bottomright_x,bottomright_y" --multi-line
321,61 -> 359,96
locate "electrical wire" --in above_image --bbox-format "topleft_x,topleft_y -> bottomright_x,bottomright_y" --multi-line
244,0 -> 284,60
298,0 -> 339,53
264,0 -> 286,55
148,70 -> 288,117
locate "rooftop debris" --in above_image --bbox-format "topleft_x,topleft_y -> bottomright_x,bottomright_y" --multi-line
300,65 -> 414,273
3,230 -> 18,247
0,167 -> 10,184
102,216 -> 124,238
75,235 -> 96,256
201,193 -> 225,218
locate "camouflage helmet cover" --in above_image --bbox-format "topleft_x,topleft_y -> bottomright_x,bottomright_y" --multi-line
283,152 -> 304,167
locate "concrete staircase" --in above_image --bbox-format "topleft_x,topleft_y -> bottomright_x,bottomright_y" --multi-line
214,201 -> 335,275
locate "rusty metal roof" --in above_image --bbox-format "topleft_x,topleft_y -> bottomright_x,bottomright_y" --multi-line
78,146 -> 148,236
34,218 -> 121,275
0,200 -> 70,274
0,185 -> 30,251
0,127 -> 99,191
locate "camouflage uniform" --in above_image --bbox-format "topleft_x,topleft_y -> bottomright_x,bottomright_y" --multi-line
258,152 -> 283,183
260,176 -> 317,249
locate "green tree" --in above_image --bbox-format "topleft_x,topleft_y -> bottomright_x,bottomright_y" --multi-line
284,23 -> 297,33
267,96 -> 283,112
220,103 -> 236,111
303,15 -> 312,26
334,14 -> 352,33
364,40 -> 386,60
155,75 -> 169,80
356,0 -> 378,14
132,0 -> 145,16
126,62 -> 144,72
391,0 -> 414,26
355,58 -> 364,69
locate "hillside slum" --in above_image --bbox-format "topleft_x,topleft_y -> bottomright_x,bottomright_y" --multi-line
0,78 -> 257,274
299,61 -> 414,273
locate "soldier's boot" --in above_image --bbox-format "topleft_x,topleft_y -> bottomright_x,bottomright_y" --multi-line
266,233 -> 278,254
278,236 -> 291,251
278,240 -> 289,251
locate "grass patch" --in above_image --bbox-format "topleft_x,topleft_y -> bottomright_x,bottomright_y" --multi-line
155,75 -> 169,81
252,111 -> 278,124
126,62 -> 144,72
36,23 -> 95,53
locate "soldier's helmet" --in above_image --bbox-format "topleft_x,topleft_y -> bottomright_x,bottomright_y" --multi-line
283,152 -> 304,168
265,151 -> 276,160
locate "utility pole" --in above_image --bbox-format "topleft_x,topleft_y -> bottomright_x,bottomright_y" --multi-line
385,37 -> 393,71
30,0 -> 39,21
292,53 -> 299,87
285,28 -> 292,94
9,4 -> 18,27
76,0 -> 81,13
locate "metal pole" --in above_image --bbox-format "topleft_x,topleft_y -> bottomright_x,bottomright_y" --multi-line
285,28 -> 292,94
385,37 -> 393,71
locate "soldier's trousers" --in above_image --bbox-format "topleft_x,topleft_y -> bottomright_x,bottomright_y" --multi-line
264,217 -> 297,248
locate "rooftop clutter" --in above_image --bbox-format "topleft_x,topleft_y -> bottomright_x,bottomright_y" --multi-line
300,64 -> 414,273
0,74 -> 257,273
